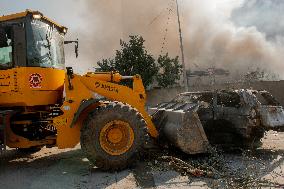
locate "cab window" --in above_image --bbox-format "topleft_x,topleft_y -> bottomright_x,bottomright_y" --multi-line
0,28 -> 12,69
26,19 -> 65,69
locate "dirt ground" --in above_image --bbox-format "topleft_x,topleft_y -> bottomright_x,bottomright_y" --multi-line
0,131 -> 283,189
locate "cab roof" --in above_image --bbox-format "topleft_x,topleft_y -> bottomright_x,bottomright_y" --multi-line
0,9 -> 67,32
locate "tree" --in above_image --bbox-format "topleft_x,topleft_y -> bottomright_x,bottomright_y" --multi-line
97,35 -> 158,88
156,53 -> 182,88
97,35 -> 183,88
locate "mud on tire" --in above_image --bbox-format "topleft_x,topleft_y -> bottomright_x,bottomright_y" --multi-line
80,102 -> 149,171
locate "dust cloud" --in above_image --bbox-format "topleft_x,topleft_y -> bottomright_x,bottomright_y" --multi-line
71,0 -> 284,80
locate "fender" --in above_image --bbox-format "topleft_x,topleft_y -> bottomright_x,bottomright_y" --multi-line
70,98 -> 101,128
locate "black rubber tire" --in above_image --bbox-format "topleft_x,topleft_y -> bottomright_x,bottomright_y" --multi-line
80,102 -> 149,171
18,146 -> 42,154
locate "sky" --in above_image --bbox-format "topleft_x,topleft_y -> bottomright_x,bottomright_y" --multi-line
0,0 -> 241,72
1,0 -> 284,80
0,0 -> 85,29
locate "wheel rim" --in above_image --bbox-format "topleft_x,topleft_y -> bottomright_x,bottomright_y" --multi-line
99,120 -> 134,156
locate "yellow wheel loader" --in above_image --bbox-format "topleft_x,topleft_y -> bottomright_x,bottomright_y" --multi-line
0,10 -> 209,171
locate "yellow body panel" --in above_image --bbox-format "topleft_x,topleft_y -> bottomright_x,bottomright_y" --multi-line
53,74 -> 93,148
0,11 -> 28,22
0,67 -> 65,106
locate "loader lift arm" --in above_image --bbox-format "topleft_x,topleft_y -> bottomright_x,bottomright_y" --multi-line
53,68 -> 158,148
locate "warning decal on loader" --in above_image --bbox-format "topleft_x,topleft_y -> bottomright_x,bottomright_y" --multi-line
29,73 -> 43,89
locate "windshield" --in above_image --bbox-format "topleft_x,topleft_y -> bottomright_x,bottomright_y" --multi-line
0,27 -> 12,69
26,19 -> 65,69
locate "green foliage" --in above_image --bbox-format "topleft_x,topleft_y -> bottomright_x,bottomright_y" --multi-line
97,35 -> 158,87
97,35 -> 182,88
156,53 -> 182,88
97,58 -> 116,71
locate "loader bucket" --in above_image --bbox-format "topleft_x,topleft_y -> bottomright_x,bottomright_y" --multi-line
152,106 -> 209,154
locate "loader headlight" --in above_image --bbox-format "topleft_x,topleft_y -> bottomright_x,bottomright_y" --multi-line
62,28 -> 67,34
32,13 -> 42,19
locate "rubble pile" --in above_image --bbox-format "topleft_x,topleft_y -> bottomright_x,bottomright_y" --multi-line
150,146 -> 284,188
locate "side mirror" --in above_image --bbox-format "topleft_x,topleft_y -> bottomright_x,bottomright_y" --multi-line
64,39 -> 79,58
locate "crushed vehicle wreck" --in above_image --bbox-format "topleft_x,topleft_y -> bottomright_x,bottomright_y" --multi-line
151,89 -> 284,153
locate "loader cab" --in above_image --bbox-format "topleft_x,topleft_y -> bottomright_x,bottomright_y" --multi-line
0,10 -> 67,107
0,10 -> 67,70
